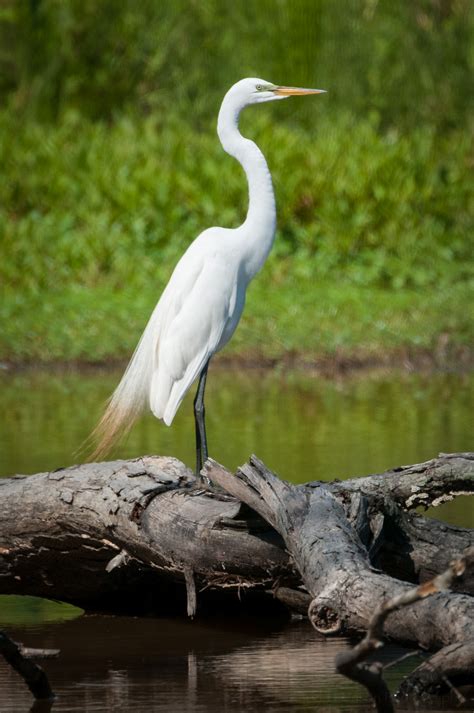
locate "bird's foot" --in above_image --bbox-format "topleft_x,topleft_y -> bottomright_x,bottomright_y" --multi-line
193,472 -> 212,489
188,475 -> 234,501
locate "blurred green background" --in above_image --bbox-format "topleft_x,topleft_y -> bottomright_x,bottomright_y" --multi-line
1,0 -> 473,364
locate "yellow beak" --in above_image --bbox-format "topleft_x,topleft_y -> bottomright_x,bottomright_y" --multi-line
274,86 -> 326,96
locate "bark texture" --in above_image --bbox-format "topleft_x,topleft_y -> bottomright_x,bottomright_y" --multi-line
204,457 -> 474,647
335,548 -> 474,711
0,457 -> 294,613
0,451 -> 473,700
203,454 -> 473,700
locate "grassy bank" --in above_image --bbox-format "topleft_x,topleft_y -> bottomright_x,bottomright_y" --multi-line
1,108 -> 473,365
2,275 -> 472,366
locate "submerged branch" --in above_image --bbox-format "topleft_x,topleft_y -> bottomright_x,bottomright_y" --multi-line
335,547 -> 474,712
0,631 -> 55,700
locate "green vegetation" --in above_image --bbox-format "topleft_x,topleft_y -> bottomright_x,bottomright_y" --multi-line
2,0 -> 472,128
2,278 -> 473,363
0,595 -> 82,626
1,1 -> 473,364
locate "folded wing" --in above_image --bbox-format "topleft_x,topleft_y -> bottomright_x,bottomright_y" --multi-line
89,231 -> 242,459
150,255 -> 240,425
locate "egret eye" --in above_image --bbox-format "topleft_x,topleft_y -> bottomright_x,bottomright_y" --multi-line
255,84 -> 265,92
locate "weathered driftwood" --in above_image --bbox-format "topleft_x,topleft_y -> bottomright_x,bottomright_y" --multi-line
0,457 -> 295,614
0,451 -> 473,699
334,548 -> 474,713
202,454 -> 473,700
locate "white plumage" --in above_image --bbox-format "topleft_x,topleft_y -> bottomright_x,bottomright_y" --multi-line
151,230 -> 244,425
90,78 -> 325,469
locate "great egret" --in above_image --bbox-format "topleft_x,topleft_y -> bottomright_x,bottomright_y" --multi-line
91,77 -> 325,475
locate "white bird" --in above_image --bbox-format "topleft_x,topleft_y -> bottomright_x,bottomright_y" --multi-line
91,77 -> 325,476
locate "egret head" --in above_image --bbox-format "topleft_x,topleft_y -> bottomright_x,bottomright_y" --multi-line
226,77 -> 326,107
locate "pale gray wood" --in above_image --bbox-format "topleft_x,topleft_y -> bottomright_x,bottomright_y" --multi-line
203,454 -> 474,699
0,456 -> 294,611
328,452 -> 474,509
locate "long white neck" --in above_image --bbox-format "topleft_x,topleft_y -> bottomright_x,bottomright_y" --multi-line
217,94 -> 276,279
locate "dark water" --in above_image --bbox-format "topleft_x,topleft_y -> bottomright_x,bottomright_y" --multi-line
0,602 -> 469,713
0,366 -> 473,711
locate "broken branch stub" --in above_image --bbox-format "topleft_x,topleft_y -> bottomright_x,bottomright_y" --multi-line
204,456 -> 474,650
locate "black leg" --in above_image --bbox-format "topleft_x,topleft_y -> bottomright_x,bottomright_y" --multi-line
193,360 -> 210,480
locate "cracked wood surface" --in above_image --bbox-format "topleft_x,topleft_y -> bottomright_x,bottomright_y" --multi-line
1,450 -> 472,703
204,455 -> 474,699
0,452 -> 472,622
204,456 -> 474,651
0,457 -> 293,611
329,452 -> 474,509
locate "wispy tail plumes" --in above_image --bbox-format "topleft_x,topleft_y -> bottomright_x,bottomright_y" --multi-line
87,308 -> 161,462
88,391 -> 143,462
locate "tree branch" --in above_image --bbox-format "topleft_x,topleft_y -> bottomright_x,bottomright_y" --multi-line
331,452 -> 474,510
335,547 -> 474,712
0,631 -> 55,700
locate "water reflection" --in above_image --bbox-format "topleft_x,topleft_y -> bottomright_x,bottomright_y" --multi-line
0,615 -> 442,713
0,366 -> 472,525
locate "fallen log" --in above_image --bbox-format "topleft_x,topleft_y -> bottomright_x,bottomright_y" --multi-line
204,457 -> 474,644
0,451 -> 473,699
0,457 -> 295,614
